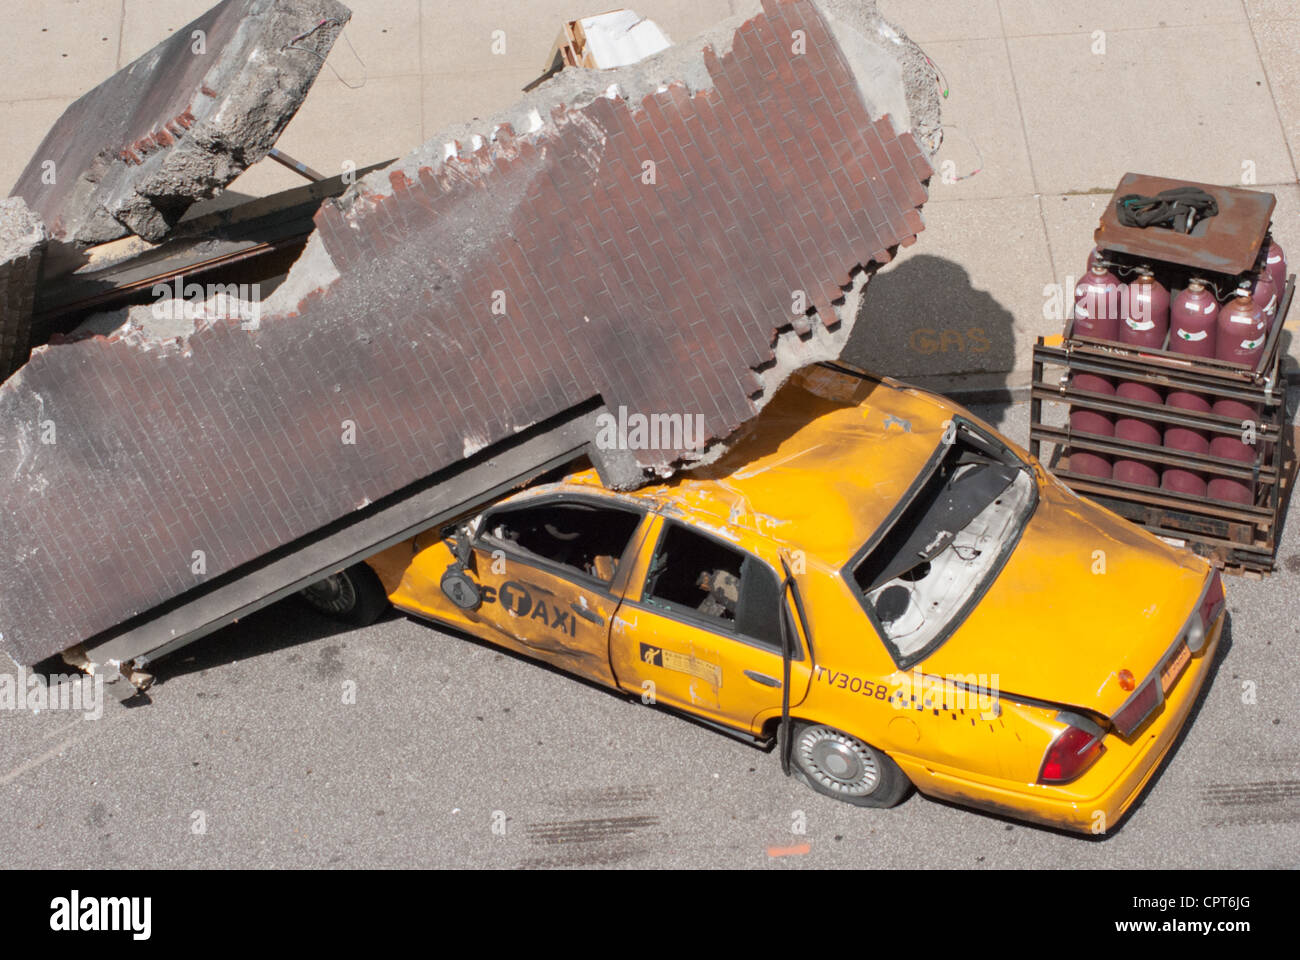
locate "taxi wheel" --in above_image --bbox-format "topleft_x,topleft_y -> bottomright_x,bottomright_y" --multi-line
298,563 -> 389,627
787,722 -> 912,808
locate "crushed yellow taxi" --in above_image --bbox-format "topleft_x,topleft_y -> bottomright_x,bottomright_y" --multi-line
304,363 -> 1227,834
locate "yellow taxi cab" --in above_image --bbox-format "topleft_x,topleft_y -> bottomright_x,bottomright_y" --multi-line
301,363 -> 1226,834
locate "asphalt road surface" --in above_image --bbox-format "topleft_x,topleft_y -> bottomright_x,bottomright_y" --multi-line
2,400 -> 1297,869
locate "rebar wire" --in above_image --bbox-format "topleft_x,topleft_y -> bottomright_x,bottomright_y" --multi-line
936,123 -> 984,183
282,17 -> 367,90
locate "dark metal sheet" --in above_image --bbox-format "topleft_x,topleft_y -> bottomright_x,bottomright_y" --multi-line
1094,172 -> 1276,276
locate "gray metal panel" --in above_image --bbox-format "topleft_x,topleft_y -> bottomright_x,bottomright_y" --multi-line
83,403 -> 615,673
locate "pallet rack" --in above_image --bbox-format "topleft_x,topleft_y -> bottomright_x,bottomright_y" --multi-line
1029,174 -> 1295,575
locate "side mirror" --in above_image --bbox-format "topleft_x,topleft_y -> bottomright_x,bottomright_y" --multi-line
439,522 -> 481,610
440,567 -> 482,610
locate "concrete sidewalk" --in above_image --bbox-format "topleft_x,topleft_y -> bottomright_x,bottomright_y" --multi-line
854,0 -> 1300,395
2,0 -> 1296,390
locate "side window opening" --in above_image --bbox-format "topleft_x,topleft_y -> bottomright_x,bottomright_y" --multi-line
645,524 -> 743,621
643,522 -> 791,654
482,501 -> 641,583
736,557 -> 785,652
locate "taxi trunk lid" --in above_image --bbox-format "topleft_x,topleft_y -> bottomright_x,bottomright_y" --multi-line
918,477 -> 1209,720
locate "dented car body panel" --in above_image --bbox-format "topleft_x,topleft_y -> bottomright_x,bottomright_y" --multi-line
365,366 -> 1225,833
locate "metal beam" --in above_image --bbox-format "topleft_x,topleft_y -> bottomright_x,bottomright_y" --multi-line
81,399 -> 615,685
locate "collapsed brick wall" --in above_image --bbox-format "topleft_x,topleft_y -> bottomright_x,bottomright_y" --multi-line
0,0 -> 932,666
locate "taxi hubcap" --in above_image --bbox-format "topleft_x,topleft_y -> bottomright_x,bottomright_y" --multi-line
797,726 -> 879,796
300,573 -> 356,614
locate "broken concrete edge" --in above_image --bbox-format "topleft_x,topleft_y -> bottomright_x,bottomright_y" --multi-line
10,0 -> 351,249
0,197 -> 49,380
348,0 -> 937,211
0,643 -> 145,703
63,228 -> 334,346
818,0 -> 942,154
61,0 -> 937,482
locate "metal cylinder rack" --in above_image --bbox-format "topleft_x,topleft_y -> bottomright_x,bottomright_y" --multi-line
1029,174 -> 1295,575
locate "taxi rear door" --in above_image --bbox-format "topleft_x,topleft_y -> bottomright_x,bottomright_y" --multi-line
609,516 -> 812,735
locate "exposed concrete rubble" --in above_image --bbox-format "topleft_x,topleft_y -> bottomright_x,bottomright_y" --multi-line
8,0 -> 350,247
0,198 -> 48,379
0,0 -> 937,666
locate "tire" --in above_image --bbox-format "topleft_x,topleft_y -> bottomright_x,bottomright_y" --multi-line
298,563 -> 389,627
786,722 -> 912,808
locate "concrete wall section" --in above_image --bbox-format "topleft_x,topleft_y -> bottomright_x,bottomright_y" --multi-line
0,0 -> 935,666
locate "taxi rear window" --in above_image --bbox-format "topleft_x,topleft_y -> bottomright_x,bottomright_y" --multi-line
848,420 -> 1036,667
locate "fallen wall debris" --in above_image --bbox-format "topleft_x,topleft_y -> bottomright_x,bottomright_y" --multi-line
9,0 -> 349,247
0,0 -> 936,666
0,198 -> 47,380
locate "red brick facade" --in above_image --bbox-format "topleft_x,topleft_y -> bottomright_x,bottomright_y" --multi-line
0,0 -> 930,664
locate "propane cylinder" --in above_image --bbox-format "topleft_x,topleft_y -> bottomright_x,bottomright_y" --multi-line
1169,280 -> 1218,358
1119,270 -> 1170,349
1073,264 -> 1123,342
1161,390 -> 1211,497
1113,380 -> 1162,487
1215,292 -> 1267,368
1264,238 -> 1287,298
1207,397 -> 1260,505
1067,373 -> 1115,478
1251,271 -> 1278,331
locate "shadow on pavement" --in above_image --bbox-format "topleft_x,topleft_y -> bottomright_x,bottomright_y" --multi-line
145,596 -> 397,686
841,253 -> 1019,391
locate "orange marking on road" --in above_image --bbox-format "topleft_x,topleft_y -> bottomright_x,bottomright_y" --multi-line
766,843 -> 810,857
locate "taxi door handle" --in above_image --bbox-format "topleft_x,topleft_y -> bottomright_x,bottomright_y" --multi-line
570,603 -> 604,626
744,670 -> 781,688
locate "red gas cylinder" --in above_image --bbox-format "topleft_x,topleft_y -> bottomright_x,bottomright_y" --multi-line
1119,271 -> 1170,349
1169,280 -> 1218,357
1251,272 -> 1278,331
1215,293 -> 1267,368
1264,238 -> 1287,298
1073,265 -> 1123,341
1207,398 -> 1260,505
1068,373 -> 1115,478
1161,390 -> 1211,497
1113,380 -> 1162,486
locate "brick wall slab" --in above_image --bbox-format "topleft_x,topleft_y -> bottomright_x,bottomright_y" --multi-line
0,0 -> 931,665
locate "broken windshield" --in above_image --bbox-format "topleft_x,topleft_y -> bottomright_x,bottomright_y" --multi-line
847,419 -> 1038,668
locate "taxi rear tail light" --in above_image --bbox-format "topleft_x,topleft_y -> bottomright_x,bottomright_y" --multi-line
1183,570 -> 1224,656
1112,676 -> 1161,738
1198,571 -> 1225,634
1038,720 -> 1103,784
1112,572 -> 1223,736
